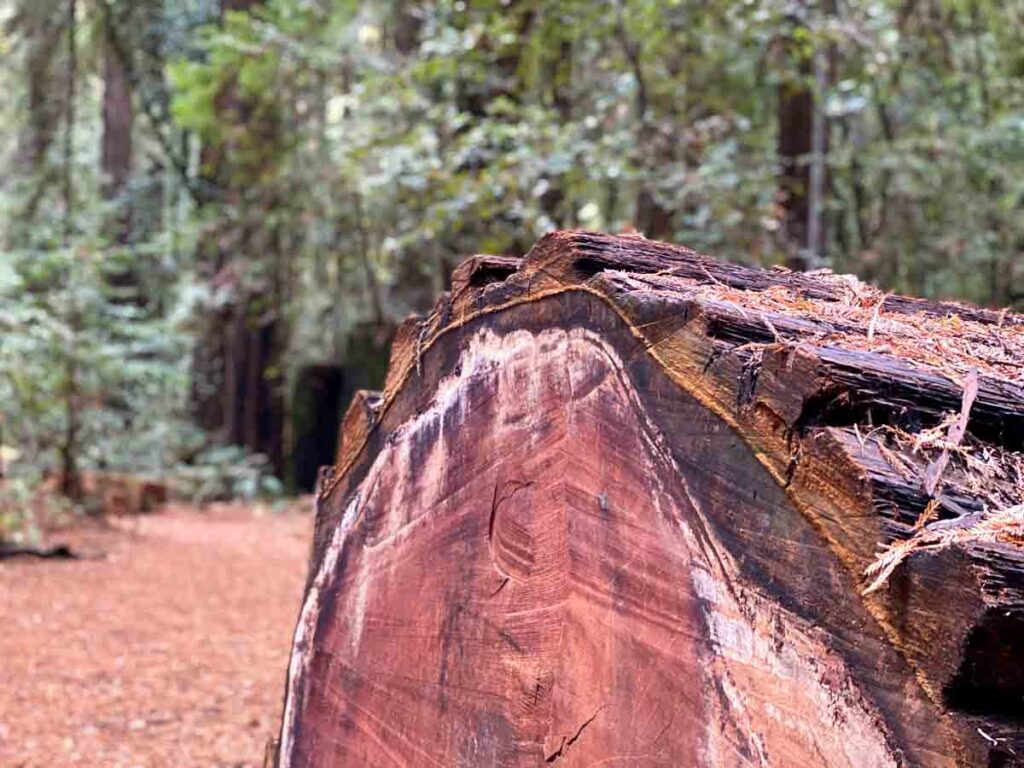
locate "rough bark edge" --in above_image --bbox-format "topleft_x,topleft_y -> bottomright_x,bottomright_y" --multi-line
306,230 -> 1024,759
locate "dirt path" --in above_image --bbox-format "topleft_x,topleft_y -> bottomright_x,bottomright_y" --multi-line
0,504 -> 312,768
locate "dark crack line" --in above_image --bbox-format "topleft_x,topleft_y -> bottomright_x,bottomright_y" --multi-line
545,706 -> 605,763
489,576 -> 510,597
487,478 -> 536,590
488,478 -> 535,544
652,710 -> 675,746
497,627 -> 523,653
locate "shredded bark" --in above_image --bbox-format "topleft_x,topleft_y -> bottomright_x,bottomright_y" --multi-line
922,367 -> 979,497
612,269 -> 1024,388
864,504 -> 1024,595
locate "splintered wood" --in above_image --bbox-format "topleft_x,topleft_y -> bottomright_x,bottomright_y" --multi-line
279,232 -> 1024,767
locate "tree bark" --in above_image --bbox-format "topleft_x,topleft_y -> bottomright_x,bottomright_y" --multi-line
777,87 -> 811,263
279,232 -> 1024,767
777,10 -> 818,270
392,1 -> 422,55
101,12 -> 133,242
59,0 -> 81,502
190,0 -> 288,477
8,0 -> 67,243
614,0 -> 674,240
778,4 -> 835,270
61,0 -> 76,246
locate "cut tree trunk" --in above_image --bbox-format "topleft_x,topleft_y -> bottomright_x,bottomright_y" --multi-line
278,232 -> 1024,767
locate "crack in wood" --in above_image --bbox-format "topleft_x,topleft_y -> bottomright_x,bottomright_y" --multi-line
486,478 -> 536,584
545,706 -> 605,763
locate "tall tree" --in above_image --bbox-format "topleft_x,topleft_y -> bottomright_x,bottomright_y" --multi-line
101,4 -> 133,243
7,0 -> 67,243
190,0 -> 288,476
614,0 -> 673,239
776,8 -> 814,270
58,0 -> 81,500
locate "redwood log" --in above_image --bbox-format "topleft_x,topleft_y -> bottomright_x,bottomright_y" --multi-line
279,233 -> 1024,767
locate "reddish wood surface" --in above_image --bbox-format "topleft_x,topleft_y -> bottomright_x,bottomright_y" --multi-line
279,232 -> 1024,767
282,326 -> 905,766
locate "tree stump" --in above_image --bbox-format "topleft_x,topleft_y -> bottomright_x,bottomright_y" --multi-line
279,233 -> 1024,767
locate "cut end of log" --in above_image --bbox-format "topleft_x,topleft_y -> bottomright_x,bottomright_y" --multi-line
281,232 -> 1024,766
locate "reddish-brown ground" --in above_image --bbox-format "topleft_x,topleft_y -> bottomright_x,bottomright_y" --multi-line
0,504 -> 312,768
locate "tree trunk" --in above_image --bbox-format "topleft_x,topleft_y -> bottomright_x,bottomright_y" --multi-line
279,232 -> 1024,767
777,12 -> 815,270
190,0 -> 287,476
392,1 -> 422,55
614,0 -> 674,240
59,0 -> 81,502
290,365 -> 345,494
21,8 -> 65,172
806,46 -> 828,265
101,14 -> 133,242
61,0 -> 76,246
8,0 -> 67,245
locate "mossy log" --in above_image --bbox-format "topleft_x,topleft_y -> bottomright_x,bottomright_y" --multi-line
278,232 -> 1024,767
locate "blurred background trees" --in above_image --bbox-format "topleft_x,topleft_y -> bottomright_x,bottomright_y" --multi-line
1,0 -> 1022,518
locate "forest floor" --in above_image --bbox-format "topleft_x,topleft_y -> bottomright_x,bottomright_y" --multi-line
0,502 -> 313,768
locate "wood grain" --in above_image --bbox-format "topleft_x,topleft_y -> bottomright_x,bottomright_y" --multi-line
280,232 -> 1024,767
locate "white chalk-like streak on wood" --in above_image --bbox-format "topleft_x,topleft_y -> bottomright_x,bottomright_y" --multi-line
279,326 -> 901,767
278,490 -> 362,765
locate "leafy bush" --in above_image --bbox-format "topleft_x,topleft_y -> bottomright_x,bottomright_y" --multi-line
173,445 -> 284,504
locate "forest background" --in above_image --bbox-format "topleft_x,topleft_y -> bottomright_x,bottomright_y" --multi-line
2,0 -> 1022,538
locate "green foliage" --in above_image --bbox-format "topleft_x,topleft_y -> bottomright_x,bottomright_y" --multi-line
0,231 -> 194,481
173,444 -> 284,503
163,0 -> 1024,311
1,0 -> 1023,525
